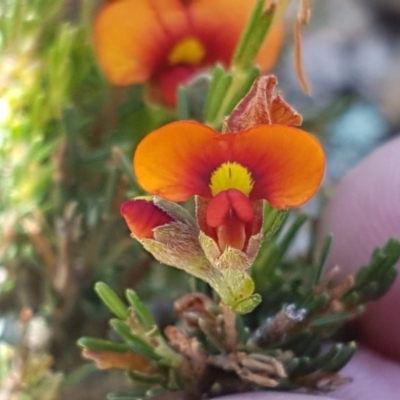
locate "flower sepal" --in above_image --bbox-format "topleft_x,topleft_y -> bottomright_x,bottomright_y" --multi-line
206,266 -> 261,314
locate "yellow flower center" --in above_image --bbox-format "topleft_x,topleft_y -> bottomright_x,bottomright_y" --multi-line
209,162 -> 254,196
168,37 -> 206,65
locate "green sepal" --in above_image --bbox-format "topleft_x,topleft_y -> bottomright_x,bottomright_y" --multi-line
233,293 -> 262,314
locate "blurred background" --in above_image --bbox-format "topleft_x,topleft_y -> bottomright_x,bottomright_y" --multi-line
0,0 -> 400,399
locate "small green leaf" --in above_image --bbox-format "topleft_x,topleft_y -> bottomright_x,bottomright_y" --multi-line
263,203 -> 289,241
204,63 -> 225,117
128,370 -> 166,385
109,319 -> 160,361
177,85 -> 189,120
77,337 -> 129,353
95,282 -> 130,320
279,214 -> 308,254
310,309 -> 362,328
232,0 -> 274,69
125,289 -> 155,329
313,234 -> 333,285
322,342 -> 357,373
204,71 -> 233,122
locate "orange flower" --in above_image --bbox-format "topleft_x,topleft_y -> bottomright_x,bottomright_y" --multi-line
134,121 -> 325,252
94,0 -> 283,106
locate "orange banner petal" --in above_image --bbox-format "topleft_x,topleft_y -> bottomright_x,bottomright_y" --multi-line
134,121 -> 226,201
231,125 -> 325,208
94,0 -> 282,87
94,0 -> 188,85
134,121 -> 325,208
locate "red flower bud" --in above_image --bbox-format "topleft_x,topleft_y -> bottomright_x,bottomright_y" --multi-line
121,197 -> 173,239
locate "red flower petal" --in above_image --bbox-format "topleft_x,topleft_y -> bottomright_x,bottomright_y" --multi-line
206,189 -> 253,228
120,198 -> 173,239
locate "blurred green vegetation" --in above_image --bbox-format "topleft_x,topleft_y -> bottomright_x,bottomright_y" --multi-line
0,2 -> 178,397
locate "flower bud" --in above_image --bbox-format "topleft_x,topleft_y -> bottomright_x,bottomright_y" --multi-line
121,197 -> 174,239
121,197 -> 207,275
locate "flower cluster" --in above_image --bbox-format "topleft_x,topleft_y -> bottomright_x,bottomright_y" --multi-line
121,76 -> 325,313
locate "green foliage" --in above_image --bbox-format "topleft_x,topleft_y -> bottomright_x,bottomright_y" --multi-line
79,233 -> 400,399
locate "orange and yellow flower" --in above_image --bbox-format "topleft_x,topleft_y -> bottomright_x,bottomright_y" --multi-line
94,0 -> 283,106
133,121 -> 325,253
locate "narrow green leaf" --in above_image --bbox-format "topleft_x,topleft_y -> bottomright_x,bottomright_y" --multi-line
128,370 -> 166,385
313,234 -> 333,285
279,214 -> 308,254
95,282 -> 129,320
204,63 -> 225,118
125,289 -> 155,329
102,163 -> 120,216
77,337 -> 129,353
310,310 -> 360,328
204,72 -> 233,122
177,85 -> 189,120
263,203 -> 289,241
232,0 -> 265,67
113,147 -> 142,194
109,319 -> 160,361
322,342 -> 357,373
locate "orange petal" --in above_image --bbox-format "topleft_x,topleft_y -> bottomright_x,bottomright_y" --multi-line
120,198 -> 173,239
134,121 -> 226,201
134,122 -> 325,207
94,0 -> 189,85
94,0 -> 282,88
231,125 -> 325,208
